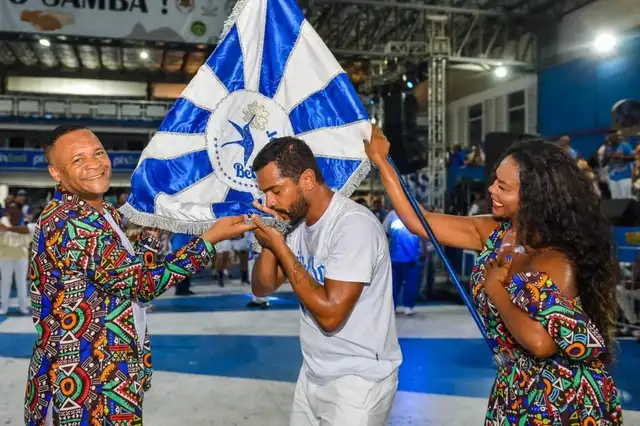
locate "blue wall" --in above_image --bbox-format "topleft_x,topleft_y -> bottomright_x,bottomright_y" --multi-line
538,32 -> 640,158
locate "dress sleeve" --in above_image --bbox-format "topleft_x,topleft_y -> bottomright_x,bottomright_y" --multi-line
505,272 -> 607,362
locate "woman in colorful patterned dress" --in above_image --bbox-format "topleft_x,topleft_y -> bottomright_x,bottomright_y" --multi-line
364,128 -> 623,425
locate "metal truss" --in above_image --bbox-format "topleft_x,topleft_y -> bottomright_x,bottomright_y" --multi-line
307,0 -> 602,68
307,0 -> 538,69
426,55 -> 448,212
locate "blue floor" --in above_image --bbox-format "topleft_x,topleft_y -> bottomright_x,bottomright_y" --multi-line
148,291 -> 457,313
1,330 -> 638,409
2,291 -> 639,411
150,292 -> 302,312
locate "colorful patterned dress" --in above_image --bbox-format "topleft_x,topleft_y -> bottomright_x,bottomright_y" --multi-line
470,221 -> 624,425
25,188 -> 216,426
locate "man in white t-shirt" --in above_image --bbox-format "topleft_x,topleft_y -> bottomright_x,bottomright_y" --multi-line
250,137 -> 402,426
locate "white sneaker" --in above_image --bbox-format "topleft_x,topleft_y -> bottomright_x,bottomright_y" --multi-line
404,307 -> 414,316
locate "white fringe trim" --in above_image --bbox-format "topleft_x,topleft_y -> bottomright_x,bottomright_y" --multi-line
219,0 -> 253,42
119,203 -> 214,235
338,158 -> 371,198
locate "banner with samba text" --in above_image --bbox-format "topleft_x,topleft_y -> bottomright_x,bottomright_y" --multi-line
0,0 -> 231,44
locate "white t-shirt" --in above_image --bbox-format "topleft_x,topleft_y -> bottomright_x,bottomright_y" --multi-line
286,193 -> 402,385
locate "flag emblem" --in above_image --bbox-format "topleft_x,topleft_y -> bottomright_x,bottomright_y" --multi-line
121,0 -> 372,234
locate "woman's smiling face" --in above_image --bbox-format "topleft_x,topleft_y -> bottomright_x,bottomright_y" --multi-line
488,155 -> 520,219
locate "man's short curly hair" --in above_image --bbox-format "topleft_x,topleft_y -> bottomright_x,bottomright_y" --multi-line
252,137 -> 324,184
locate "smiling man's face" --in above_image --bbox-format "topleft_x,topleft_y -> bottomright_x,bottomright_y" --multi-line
48,129 -> 112,199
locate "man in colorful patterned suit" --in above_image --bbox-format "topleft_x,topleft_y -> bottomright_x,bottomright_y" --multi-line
24,125 -> 255,426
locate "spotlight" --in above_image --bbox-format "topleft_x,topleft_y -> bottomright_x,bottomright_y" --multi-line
494,66 -> 508,78
140,50 -> 149,60
39,38 -> 51,47
593,33 -> 617,54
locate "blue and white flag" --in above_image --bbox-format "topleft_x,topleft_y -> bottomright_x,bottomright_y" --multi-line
121,0 -> 371,233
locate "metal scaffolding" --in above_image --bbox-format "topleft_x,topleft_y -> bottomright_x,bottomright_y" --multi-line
306,0 -> 600,63
307,0 -> 535,66
304,0 -> 596,208
425,18 -> 449,212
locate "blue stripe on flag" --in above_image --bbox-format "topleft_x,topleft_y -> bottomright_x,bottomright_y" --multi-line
158,98 -> 211,134
225,188 -> 255,204
259,0 -> 305,98
213,189 -> 270,218
289,73 -> 368,135
206,25 -> 245,93
127,150 -> 213,214
316,157 -> 363,189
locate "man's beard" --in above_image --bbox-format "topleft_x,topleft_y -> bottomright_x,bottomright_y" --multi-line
277,191 -> 308,227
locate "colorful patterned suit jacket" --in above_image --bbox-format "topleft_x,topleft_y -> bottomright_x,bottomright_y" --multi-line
24,188 -> 215,426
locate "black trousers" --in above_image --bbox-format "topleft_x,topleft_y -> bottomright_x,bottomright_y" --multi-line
175,276 -> 192,295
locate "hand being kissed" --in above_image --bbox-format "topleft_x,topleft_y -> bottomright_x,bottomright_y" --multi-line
251,200 -> 287,252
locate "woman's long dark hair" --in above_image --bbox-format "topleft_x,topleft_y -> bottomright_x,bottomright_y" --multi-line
497,140 -> 618,363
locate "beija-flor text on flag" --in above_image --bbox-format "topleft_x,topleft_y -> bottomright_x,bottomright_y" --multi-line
120,0 -> 372,234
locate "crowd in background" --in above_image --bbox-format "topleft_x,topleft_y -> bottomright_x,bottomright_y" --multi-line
557,131 -> 640,200
1,132 -> 638,334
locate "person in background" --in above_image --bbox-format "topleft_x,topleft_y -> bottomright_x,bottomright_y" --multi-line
594,139 -> 611,199
0,201 -> 35,315
605,130 -> 635,199
420,214 -> 436,301
467,191 -> 483,216
1,193 -> 15,217
465,144 -> 486,167
172,232 -> 197,296
577,159 -> 601,196
354,197 -> 369,208
383,209 -> 422,315
232,232 -> 251,285
117,192 -> 129,208
557,135 -> 578,160
448,144 -> 465,167
15,189 -> 33,222
246,232 -> 270,309
371,198 -> 386,222
214,239 -> 233,287
616,258 -> 639,339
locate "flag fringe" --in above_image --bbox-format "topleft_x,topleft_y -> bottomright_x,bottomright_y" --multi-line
118,202 -> 213,235
338,158 -> 371,198
219,0 -> 253,42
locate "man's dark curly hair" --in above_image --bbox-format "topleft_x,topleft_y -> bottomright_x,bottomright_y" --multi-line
495,139 -> 618,363
252,137 -> 324,184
